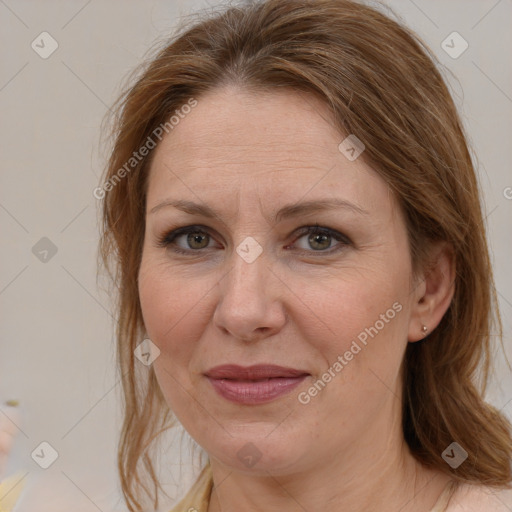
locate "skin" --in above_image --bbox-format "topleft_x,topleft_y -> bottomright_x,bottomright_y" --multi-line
138,86 -> 455,511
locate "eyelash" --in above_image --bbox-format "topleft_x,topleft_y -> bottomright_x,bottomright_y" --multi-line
156,224 -> 352,256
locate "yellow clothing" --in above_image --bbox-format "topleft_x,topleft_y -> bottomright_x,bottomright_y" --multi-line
0,472 -> 26,512
170,463 -> 213,512
169,464 -> 459,512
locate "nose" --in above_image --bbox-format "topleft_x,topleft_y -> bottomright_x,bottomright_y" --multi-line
213,247 -> 287,342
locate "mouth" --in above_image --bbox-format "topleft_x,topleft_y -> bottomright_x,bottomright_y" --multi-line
204,364 -> 310,404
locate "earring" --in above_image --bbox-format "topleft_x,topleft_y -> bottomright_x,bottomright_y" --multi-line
422,325 -> 428,336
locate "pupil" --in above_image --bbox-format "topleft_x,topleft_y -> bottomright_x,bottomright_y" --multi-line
188,232 -> 208,248
184,231 -> 332,251
310,232 -> 330,250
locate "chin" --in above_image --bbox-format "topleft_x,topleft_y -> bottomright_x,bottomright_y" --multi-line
203,427 -> 311,475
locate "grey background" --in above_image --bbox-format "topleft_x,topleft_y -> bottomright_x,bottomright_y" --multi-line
0,0 -> 511,510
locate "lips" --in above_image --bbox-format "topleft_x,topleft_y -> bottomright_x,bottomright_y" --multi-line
205,364 -> 309,380
204,364 -> 310,404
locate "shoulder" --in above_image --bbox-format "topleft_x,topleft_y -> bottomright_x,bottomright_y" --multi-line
445,482 -> 512,511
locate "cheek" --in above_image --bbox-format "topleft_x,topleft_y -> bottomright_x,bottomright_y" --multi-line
138,259 -> 215,421
138,257 -> 210,368
296,261 -> 411,385
289,267 -> 410,438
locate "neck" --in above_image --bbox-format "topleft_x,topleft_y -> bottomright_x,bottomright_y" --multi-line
206,404 -> 451,512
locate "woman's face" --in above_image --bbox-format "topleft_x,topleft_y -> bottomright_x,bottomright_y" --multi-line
139,87 -> 421,474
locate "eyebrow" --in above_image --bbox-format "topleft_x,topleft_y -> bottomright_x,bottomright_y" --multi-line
149,198 -> 368,223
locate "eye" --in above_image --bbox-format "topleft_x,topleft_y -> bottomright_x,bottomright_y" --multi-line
290,225 -> 351,254
156,225 -> 217,254
157,224 -> 351,256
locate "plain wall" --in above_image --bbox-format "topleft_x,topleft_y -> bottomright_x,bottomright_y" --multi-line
1,1 -> 511,510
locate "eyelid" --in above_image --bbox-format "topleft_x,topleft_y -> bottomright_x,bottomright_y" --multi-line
156,224 -> 221,252
156,224 -> 352,255
292,224 -> 352,246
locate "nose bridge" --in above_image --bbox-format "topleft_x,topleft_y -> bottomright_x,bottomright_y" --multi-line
222,244 -> 269,315
214,242 -> 285,340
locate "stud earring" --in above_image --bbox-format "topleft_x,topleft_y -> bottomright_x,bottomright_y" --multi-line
422,325 -> 428,336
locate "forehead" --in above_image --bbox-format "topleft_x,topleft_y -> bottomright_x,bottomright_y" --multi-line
146,86 -> 393,216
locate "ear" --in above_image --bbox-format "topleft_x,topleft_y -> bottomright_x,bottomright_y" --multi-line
408,242 -> 455,342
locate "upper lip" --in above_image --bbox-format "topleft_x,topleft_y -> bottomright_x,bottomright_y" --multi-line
205,364 -> 310,380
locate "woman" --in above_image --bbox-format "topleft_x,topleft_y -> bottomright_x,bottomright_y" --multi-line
98,0 -> 512,511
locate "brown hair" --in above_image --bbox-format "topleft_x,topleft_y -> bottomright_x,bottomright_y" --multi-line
98,0 -> 512,510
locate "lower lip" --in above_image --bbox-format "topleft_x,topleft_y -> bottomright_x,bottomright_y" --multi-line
207,375 -> 308,404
